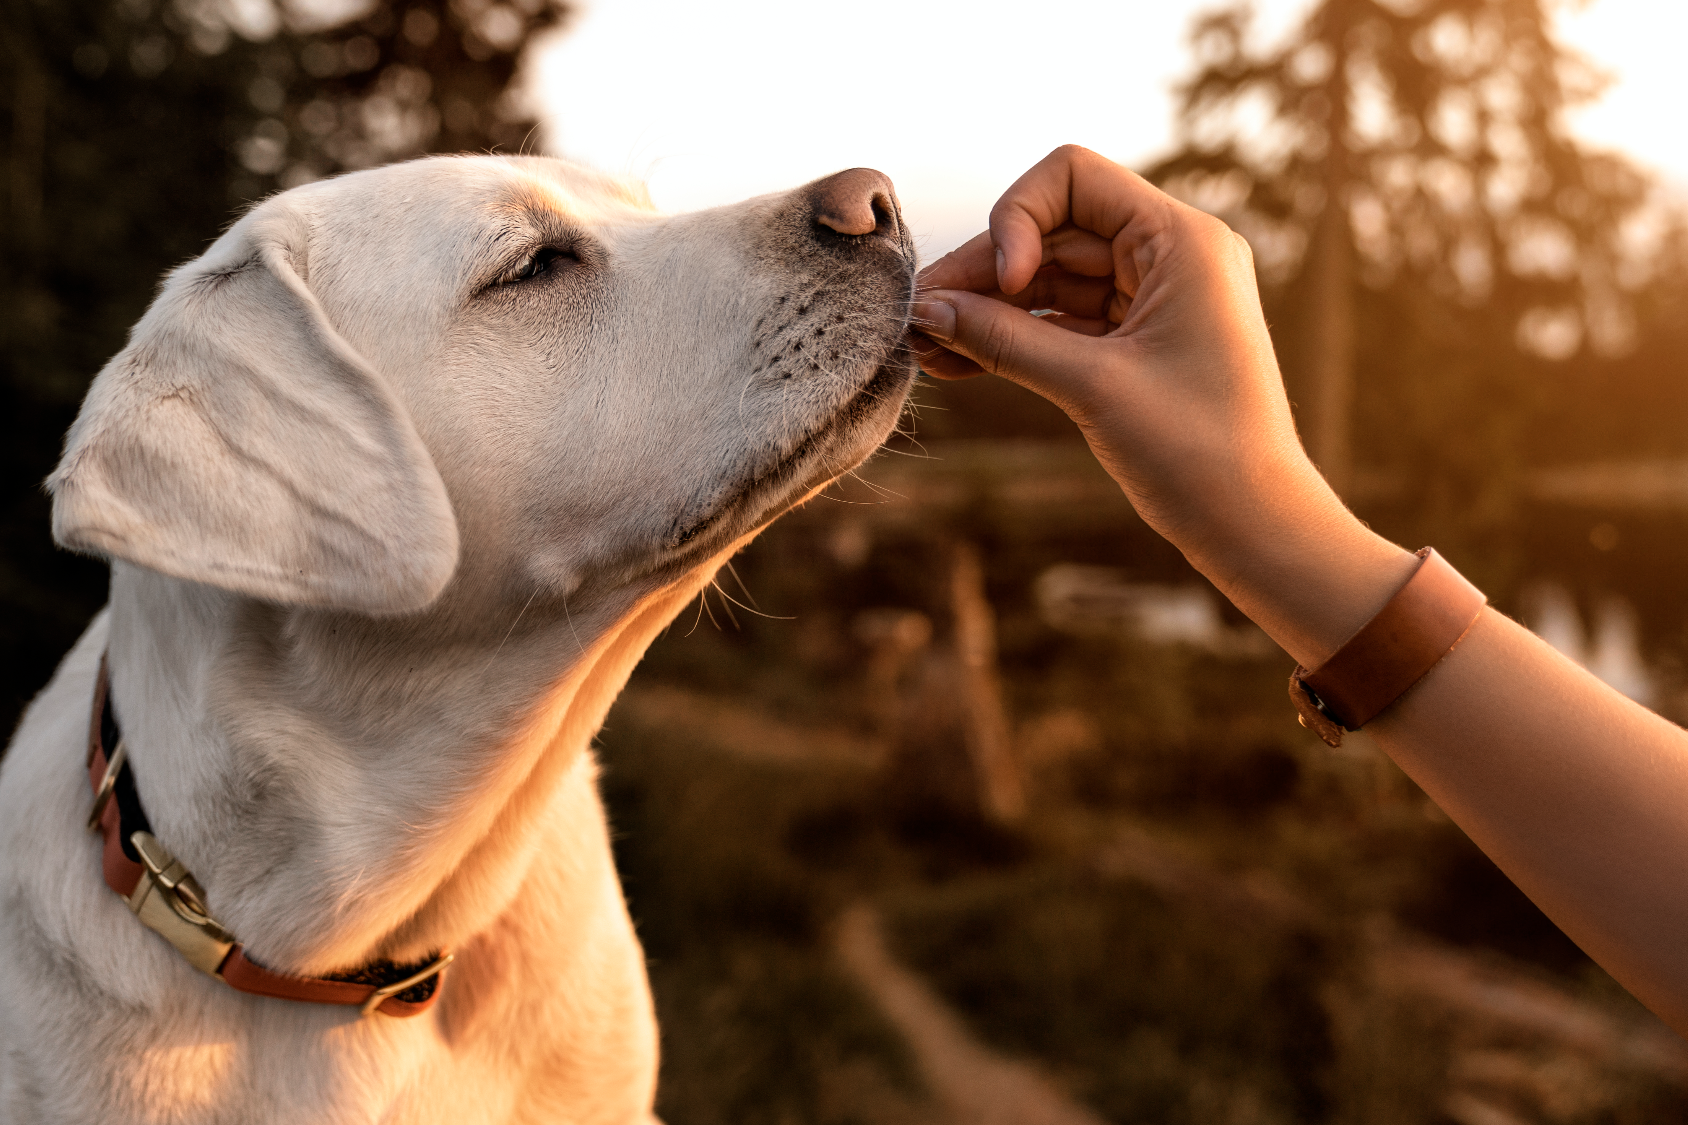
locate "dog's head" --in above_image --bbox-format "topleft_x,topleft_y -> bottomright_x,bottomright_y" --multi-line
48,156 -> 917,616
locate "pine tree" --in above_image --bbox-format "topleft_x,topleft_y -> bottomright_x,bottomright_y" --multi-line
1147,0 -> 1656,523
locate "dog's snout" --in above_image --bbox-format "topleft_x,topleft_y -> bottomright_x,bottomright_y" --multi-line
809,168 -> 899,239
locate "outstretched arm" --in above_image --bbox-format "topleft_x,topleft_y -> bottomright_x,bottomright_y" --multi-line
911,144 -> 1688,1034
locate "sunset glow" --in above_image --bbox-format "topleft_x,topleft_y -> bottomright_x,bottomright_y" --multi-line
1557,0 -> 1688,187
532,0 -> 1688,257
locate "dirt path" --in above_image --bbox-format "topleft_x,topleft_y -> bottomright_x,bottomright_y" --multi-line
835,904 -> 1110,1125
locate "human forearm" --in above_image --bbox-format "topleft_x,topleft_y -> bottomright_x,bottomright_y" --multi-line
1367,611 -> 1688,1033
1187,487 -> 1688,1030
1188,483 -> 1688,1027
1192,497 -> 1688,1029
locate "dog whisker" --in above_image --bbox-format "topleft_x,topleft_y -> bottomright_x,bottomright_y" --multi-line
709,578 -> 793,622
483,587 -> 541,675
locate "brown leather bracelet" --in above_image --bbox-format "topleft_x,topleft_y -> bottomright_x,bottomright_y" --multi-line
1289,548 -> 1487,747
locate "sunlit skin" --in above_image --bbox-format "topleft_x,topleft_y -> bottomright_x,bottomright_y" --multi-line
910,144 -> 1688,1037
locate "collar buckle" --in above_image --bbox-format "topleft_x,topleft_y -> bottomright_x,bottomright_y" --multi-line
87,656 -> 451,1016
360,952 -> 456,1018
128,830 -> 236,976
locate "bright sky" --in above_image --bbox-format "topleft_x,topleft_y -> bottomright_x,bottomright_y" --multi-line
531,0 -> 1688,261
1556,0 -> 1688,190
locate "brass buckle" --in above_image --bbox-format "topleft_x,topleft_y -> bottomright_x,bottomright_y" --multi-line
360,952 -> 455,1018
87,739 -> 127,832
128,831 -> 236,976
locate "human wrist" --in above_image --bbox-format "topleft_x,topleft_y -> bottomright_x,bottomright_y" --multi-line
1178,458 -> 1417,669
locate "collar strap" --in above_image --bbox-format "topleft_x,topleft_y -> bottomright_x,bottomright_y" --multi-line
86,654 -> 451,1018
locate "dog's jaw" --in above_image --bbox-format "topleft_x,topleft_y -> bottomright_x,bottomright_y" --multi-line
658,349 -> 917,569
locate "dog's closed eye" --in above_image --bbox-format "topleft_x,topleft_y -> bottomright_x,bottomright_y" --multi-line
498,247 -> 579,286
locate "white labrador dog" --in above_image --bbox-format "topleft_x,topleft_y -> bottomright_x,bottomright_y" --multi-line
0,155 -> 917,1123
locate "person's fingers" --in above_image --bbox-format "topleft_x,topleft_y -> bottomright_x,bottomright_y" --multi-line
993,269 -> 1116,319
1040,225 -> 1115,278
917,231 -> 996,293
910,331 -> 988,380
921,224 -> 1116,291
988,144 -> 1172,295
908,298 -> 1110,381
1036,311 -> 1114,337
912,289 -> 1100,401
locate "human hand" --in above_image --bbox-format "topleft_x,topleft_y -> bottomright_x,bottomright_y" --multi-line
913,156 -> 1688,1045
911,145 -> 1411,665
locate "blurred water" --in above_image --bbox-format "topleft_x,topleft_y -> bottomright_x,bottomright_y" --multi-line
1525,581 -> 1656,706
1035,565 -> 1277,658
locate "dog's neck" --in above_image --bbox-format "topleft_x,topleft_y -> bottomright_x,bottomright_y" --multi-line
101,556 -> 719,976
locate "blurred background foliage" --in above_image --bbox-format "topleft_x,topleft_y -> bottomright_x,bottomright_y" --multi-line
1145,0 -> 1688,591
8,0 -> 1688,1121
0,0 -> 566,730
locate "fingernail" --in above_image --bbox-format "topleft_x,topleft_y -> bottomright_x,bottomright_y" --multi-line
995,247 -> 1006,285
912,296 -> 956,342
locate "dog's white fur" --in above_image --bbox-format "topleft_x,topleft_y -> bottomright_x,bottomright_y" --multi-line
0,155 -> 916,1123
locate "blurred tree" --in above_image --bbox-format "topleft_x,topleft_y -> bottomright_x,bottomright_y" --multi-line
1146,0 -> 1671,569
0,0 -> 568,739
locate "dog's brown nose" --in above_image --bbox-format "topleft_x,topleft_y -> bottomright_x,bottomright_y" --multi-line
809,168 -> 899,238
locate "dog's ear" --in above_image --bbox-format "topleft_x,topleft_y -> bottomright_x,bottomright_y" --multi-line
48,205 -> 460,614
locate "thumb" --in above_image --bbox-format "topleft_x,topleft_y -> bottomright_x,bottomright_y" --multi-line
913,289 -> 1096,403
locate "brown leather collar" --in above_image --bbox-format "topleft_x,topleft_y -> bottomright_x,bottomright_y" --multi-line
86,653 -> 451,1018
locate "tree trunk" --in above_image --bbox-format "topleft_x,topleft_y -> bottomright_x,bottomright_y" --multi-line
949,542 -> 1024,824
1301,185 -> 1356,495
1296,2 -> 1357,497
